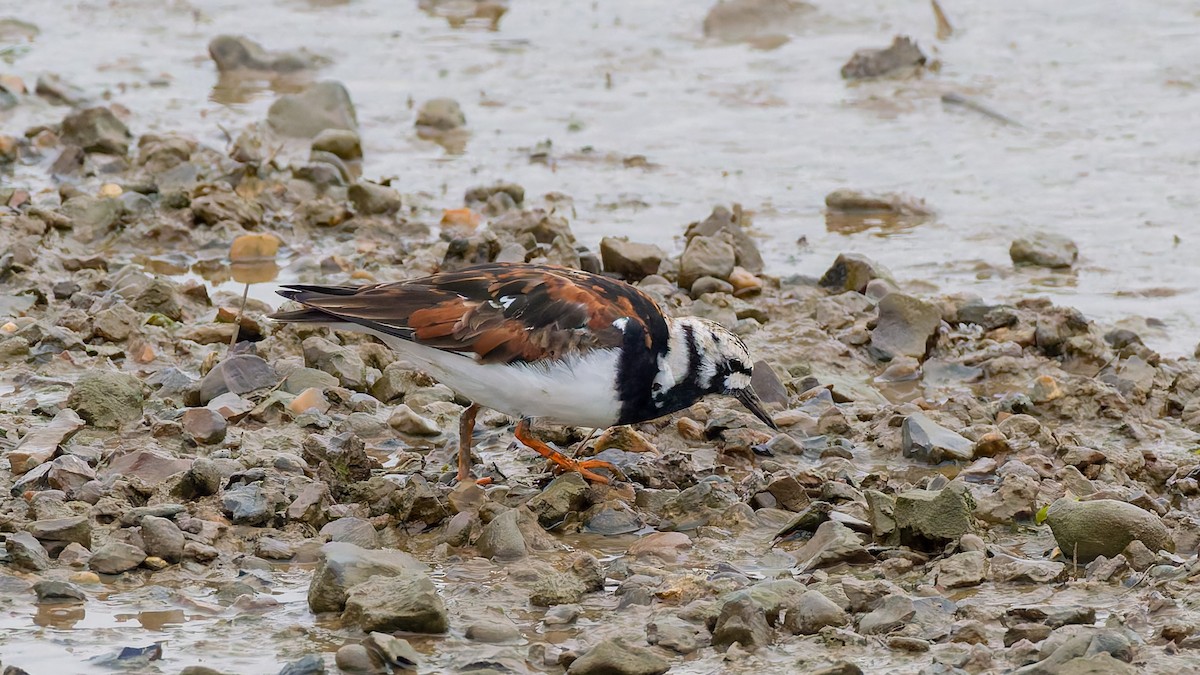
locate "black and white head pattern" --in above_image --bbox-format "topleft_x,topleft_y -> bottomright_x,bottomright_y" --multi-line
650,316 -> 754,415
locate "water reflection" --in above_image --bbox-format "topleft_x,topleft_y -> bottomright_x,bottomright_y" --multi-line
34,603 -> 86,629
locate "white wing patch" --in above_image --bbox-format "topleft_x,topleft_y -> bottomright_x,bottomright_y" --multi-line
612,317 -> 629,331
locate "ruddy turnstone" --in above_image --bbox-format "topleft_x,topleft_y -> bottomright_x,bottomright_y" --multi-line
270,262 -> 778,483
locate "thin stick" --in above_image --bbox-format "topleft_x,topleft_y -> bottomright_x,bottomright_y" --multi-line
932,0 -> 954,40
229,282 -> 250,349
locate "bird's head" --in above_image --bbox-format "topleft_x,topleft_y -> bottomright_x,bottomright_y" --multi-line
655,317 -> 779,431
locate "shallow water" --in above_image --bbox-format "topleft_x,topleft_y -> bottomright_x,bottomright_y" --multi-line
5,0 -> 1200,355
4,0 -> 1200,670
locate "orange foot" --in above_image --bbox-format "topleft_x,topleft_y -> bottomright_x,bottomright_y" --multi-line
515,419 -> 625,484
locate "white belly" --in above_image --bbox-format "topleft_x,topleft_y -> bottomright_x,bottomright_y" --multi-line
362,329 -> 623,428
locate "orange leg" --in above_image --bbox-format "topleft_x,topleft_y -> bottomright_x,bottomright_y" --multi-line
514,419 -> 625,484
457,402 -> 480,482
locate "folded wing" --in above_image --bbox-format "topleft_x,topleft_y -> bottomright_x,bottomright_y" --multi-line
271,263 -> 666,364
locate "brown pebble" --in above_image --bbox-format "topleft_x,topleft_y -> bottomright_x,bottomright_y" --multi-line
289,387 -> 331,415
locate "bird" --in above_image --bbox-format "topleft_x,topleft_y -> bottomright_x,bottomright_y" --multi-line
269,262 -> 779,483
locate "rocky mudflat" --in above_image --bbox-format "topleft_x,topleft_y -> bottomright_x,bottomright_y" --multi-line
4,4 -> 1200,675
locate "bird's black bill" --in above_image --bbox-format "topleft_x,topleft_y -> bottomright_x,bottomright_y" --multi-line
735,388 -> 779,431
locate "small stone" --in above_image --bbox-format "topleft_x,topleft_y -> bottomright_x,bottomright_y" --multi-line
58,542 -> 93,567
307,542 -> 425,613
545,604 -> 581,626
841,36 -> 926,80
728,266 -> 764,296
1045,498 -> 1172,563
659,480 -> 740,531
191,190 -> 262,228
599,237 -> 666,281
476,509 -> 527,560
679,235 -> 736,288
819,253 -> 890,294
208,35 -> 322,73
303,336 -> 367,390
199,354 -> 279,404
119,504 -> 187,526
104,448 -> 191,483
348,180 -> 401,216
894,482 -> 976,545
465,618 -> 521,643
33,580 -> 86,603
988,552 -> 1066,583
1030,374 -> 1065,403
712,594 -> 772,649
184,542 -> 220,563
223,485 -> 272,525
61,106 -> 131,154
5,531 -> 51,571
267,81 -> 358,138
188,457 -> 226,496
140,515 -> 184,563
1055,653 -> 1137,675
321,517 -> 380,549
415,98 -> 465,131
702,0 -> 814,44
132,278 -> 183,320
288,387 -> 332,416
181,408 -> 227,444
690,276 -> 735,297
89,541 -> 147,574
647,615 -> 706,654
364,632 -> 419,670
1121,539 -> 1157,571
387,404 -> 441,436
67,371 -> 144,429
950,620 -> 990,645
685,205 -> 764,273
61,195 -> 121,240
35,73 -> 87,106
1010,233 -> 1079,269
8,408 -> 84,474
277,655 -> 326,675
934,551 -> 987,588
887,636 -> 930,652
793,521 -> 872,571
465,182 -> 524,209
334,644 -> 375,673
45,454 -> 93,494
311,128 -> 362,161
283,367 -> 340,394
858,595 -> 915,635
527,473 -> 589,528
628,531 -> 691,562
342,572 -> 449,633
901,413 -> 974,463
256,537 -> 296,560
785,590 -> 848,635
567,638 -> 670,675
28,516 -> 91,548
1005,623 -> 1051,646
70,570 -> 101,584
870,293 -> 941,361
530,569 -> 590,607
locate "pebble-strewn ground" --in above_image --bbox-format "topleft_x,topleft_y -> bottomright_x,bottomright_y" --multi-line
4,4 -> 1200,675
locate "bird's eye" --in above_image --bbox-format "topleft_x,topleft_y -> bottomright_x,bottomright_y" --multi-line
652,383 -> 662,392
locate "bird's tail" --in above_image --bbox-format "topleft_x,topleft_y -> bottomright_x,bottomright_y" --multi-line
270,284 -> 361,323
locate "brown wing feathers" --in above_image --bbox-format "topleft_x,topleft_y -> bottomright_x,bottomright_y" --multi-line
272,264 -> 663,365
